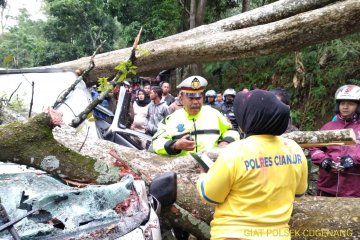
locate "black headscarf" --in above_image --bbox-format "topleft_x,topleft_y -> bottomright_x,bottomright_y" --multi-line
136,89 -> 151,107
234,89 -> 290,136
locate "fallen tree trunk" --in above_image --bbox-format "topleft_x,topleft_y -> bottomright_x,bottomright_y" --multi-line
282,129 -> 356,147
1,117 -> 360,239
161,196 -> 360,240
0,113 -> 121,184
52,125 -> 360,239
290,197 -> 360,240
52,0 -> 360,85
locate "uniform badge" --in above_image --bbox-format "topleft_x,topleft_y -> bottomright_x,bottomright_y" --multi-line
191,78 -> 201,90
176,124 -> 185,132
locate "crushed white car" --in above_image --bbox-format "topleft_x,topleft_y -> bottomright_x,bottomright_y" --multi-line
0,68 -> 177,239
0,163 -> 177,240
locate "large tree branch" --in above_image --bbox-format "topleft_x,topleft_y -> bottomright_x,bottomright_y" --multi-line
70,28 -> 142,128
52,40 -> 105,109
50,0 -> 358,85
0,113 -> 121,183
282,129 -> 357,148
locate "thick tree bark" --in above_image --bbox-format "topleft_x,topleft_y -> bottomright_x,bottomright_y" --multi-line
282,129 -> 356,148
290,197 -> 360,240
1,115 -> 360,239
51,0 -> 360,85
0,113 -> 121,184
162,197 -> 360,240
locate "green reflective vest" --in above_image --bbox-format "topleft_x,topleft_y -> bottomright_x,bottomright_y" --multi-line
152,106 -> 240,156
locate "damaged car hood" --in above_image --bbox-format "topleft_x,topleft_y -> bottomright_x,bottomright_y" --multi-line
0,163 -> 151,239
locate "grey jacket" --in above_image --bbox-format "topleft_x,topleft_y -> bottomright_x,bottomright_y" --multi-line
145,101 -> 169,135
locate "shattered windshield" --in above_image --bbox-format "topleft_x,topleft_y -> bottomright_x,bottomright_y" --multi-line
0,163 -> 150,239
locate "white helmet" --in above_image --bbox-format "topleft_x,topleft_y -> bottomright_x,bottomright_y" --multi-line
223,88 -> 236,98
335,85 -> 360,101
205,89 -> 216,97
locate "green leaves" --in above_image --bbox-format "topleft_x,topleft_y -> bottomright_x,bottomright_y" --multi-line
96,59 -> 138,94
114,60 -> 137,83
202,33 -> 360,130
97,77 -> 111,92
86,112 -> 96,122
0,9 -> 47,68
41,0 -> 119,63
3,55 -> 13,65
137,48 -> 150,58
114,0 -> 182,46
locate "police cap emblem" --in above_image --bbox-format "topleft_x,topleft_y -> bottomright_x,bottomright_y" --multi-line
191,77 -> 201,90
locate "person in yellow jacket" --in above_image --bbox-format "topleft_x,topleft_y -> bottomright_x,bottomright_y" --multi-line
197,90 -> 308,240
152,76 -> 239,156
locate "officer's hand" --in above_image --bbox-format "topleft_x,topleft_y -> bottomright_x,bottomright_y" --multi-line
174,134 -> 195,151
218,141 -> 229,148
321,158 -> 334,172
340,155 -> 354,170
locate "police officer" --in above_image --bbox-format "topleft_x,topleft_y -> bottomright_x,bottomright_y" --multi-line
197,90 -> 308,239
218,88 -> 238,130
152,76 -> 239,156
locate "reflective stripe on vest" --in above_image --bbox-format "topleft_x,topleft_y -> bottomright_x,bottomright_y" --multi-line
172,129 -> 220,140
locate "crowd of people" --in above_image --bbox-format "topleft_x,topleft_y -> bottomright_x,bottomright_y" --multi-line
106,76 -> 254,140
93,73 -> 360,239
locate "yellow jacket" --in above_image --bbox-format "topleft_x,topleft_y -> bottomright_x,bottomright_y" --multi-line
152,106 -> 239,156
197,135 -> 308,240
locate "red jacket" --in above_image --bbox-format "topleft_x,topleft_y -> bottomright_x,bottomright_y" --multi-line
310,115 -> 360,197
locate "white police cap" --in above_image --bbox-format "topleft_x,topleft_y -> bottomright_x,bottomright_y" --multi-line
177,76 -> 208,97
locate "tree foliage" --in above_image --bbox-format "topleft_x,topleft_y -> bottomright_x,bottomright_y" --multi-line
203,33 -> 360,130
41,0 -> 120,64
0,9 -> 47,67
0,0 -> 123,67
107,0 -> 183,45
1,0 -> 360,130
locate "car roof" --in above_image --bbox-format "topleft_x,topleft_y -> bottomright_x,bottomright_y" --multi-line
0,67 -> 92,123
0,67 -> 73,74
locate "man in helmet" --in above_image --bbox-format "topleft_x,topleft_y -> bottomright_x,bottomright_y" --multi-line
218,88 -> 238,130
310,84 -> 360,197
205,89 -> 217,107
152,76 -> 240,156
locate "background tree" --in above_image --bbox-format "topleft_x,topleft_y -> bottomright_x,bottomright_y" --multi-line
242,0 -> 250,12
177,0 -> 235,76
0,9 -> 47,67
0,0 -> 123,67
202,33 -> 360,129
0,0 -> 8,34
107,0 -> 182,46
38,0 -> 120,65
1,0 -> 360,131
